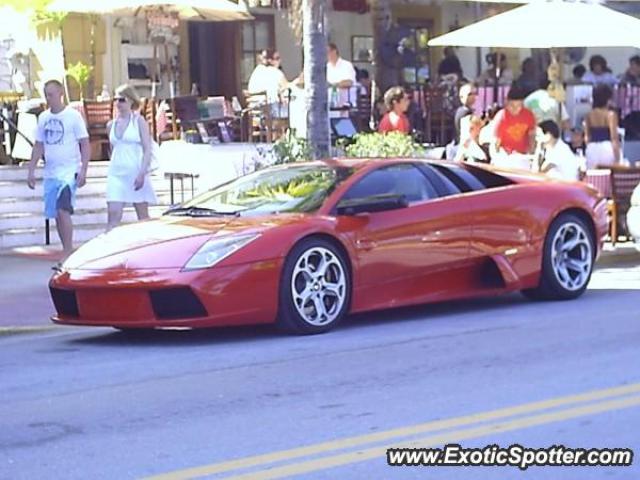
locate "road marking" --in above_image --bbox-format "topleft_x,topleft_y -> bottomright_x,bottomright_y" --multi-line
144,382 -> 640,480
224,393 -> 640,480
0,326 -> 59,336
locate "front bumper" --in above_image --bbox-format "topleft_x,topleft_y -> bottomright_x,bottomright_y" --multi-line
49,259 -> 283,328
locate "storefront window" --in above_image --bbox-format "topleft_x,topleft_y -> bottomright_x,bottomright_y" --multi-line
397,22 -> 432,87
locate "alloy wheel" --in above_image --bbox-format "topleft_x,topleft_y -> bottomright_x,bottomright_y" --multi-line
551,222 -> 593,292
290,247 -> 347,326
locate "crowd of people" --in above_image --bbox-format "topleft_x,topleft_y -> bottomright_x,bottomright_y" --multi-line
370,48 -> 631,182
449,80 -> 623,181
443,49 -> 640,93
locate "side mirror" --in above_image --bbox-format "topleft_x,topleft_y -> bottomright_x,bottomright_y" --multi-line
336,194 -> 409,216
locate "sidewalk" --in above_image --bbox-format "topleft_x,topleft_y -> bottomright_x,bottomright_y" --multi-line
0,243 -> 638,330
0,247 -> 62,329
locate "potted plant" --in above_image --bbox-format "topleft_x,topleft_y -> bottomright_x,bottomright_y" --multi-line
342,132 -> 424,158
66,61 -> 93,100
272,129 -> 312,164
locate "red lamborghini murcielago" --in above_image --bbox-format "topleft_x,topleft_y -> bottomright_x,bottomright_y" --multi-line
50,158 -> 608,334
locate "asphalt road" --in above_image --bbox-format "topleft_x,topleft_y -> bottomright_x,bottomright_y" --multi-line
1,250 -> 639,480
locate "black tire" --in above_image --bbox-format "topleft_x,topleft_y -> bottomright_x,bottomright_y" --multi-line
277,237 -> 351,335
522,213 -> 595,301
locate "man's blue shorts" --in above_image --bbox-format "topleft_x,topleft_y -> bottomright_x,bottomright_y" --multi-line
44,177 -> 76,219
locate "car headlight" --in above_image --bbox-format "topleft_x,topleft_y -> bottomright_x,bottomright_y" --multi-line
183,233 -> 260,270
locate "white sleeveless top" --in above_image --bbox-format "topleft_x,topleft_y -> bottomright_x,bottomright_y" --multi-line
106,114 -> 156,204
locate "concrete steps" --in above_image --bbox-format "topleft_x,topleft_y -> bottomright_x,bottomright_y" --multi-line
0,161 -> 174,251
0,205 -> 169,230
0,206 -> 170,249
0,162 -> 110,181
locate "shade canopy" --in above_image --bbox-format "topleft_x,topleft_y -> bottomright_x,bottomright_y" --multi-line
47,0 -> 253,21
428,0 -> 640,48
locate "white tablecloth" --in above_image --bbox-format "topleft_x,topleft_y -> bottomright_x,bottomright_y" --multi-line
158,141 -> 275,195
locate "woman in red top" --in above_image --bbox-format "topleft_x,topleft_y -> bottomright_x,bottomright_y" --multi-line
378,86 -> 411,134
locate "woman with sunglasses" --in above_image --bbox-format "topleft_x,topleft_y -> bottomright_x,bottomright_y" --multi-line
105,84 -> 156,231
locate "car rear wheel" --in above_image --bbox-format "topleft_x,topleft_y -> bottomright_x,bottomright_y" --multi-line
523,213 -> 594,301
277,238 -> 350,334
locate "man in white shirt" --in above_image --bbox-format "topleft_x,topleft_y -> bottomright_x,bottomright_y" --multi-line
327,43 -> 356,88
539,120 -> 580,181
27,79 -> 90,265
327,43 -> 357,117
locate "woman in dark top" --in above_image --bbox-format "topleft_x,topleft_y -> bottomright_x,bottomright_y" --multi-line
584,84 -> 620,168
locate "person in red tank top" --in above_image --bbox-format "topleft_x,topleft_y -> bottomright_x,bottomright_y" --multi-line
494,85 -> 536,154
378,86 -> 411,134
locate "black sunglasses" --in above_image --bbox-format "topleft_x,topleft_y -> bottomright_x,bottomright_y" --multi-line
114,97 -> 127,103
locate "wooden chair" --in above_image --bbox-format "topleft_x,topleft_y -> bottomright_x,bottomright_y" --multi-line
140,97 -> 158,142
351,92 -> 373,133
608,165 -> 640,245
242,91 -> 273,143
423,84 -> 456,145
83,100 -> 114,160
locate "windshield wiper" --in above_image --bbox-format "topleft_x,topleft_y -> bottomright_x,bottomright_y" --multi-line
164,206 -> 241,217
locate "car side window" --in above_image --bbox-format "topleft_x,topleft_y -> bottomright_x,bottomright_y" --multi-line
430,164 -> 485,192
416,164 -> 462,197
341,164 -> 438,203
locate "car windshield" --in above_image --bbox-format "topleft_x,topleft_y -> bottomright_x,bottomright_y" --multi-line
167,164 -> 354,216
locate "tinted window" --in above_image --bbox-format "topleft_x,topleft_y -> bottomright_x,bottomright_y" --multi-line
341,164 -> 437,203
415,164 -> 462,197
430,164 -> 485,191
463,165 -> 515,188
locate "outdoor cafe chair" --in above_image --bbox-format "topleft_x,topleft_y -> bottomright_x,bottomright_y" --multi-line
242,90 -> 273,143
607,165 -> 640,245
83,99 -> 115,160
140,97 -> 158,142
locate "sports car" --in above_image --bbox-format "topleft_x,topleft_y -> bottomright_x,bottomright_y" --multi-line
50,158 -> 608,334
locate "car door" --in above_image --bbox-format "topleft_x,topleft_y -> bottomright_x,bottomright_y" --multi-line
336,163 -> 472,311
431,163 -> 540,290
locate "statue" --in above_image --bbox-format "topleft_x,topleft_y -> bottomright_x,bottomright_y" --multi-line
547,50 -> 565,103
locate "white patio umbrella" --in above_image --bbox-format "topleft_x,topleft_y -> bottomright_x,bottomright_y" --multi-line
47,0 -> 253,21
428,0 -> 640,48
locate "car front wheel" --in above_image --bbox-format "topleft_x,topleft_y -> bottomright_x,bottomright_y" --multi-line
277,238 -> 350,334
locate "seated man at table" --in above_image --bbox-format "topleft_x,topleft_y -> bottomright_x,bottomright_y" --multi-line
539,120 -> 580,181
491,86 -> 537,167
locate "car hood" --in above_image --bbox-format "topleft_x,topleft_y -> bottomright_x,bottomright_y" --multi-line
64,216 -> 235,270
63,214 -> 306,270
